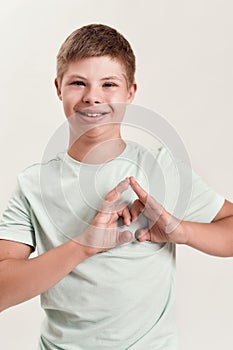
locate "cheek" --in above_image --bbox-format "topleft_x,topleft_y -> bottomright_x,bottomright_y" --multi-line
62,101 -> 75,119
62,92 -> 79,114
109,91 -> 130,104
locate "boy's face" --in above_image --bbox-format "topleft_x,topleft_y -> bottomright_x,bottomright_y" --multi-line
55,56 -> 137,142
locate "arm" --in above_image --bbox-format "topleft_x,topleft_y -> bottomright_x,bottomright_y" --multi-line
183,200 -> 233,257
129,177 -> 233,257
0,239 -> 92,312
0,179 -> 132,312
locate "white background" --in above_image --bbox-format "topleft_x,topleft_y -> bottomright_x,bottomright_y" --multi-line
0,1 -> 232,349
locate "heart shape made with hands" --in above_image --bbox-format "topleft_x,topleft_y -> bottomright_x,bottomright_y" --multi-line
81,176 -> 176,250
110,177 -> 149,241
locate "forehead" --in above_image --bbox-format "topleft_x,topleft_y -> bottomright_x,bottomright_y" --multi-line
64,56 -> 126,79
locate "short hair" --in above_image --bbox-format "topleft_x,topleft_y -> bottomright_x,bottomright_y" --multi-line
56,24 -> 136,88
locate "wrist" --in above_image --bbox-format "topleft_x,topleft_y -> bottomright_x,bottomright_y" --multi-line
172,220 -> 190,245
76,240 -> 103,258
68,239 -> 98,260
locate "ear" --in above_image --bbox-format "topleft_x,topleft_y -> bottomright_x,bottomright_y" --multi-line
127,82 -> 137,103
54,78 -> 62,101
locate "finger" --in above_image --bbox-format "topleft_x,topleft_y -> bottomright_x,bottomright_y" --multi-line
135,228 -> 150,242
121,206 -> 131,226
129,176 -> 148,204
84,227 -> 132,248
104,178 -> 130,203
94,210 -> 117,226
100,200 -> 115,215
115,201 -> 131,226
101,178 -> 130,215
99,227 -> 133,248
130,177 -> 164,221
130,199 -> 144,222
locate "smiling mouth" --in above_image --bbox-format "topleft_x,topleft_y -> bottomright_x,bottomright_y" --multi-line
78,110 -> 110,118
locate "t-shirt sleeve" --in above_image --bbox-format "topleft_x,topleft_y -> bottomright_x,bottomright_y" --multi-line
0,179 -> 36,249
152,147 -> 225,224
183,170 -> 225,223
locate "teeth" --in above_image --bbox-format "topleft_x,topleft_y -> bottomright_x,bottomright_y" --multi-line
86,113 -> 102,117
78,110 -> 109,118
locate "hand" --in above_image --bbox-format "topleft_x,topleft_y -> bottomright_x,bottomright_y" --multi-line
129,176 -> 187,244
75,178 -> 133,255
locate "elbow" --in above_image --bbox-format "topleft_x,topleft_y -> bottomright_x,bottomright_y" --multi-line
222,252 -> 233,258
0,286 -> 18,313
0,263 -> 14,312
0,302 -> 8,313
0,288 -> 10,313
215,248 -> 233,258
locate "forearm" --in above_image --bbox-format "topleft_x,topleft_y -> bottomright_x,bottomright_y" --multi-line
0,240 -> 93,311
182,216 -> 233,257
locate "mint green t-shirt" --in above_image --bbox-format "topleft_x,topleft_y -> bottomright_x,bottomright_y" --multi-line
0,142 -> 224,350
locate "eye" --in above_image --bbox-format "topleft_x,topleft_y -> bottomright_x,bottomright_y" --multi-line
71,81 -> 86,86
103,82 -> 117,87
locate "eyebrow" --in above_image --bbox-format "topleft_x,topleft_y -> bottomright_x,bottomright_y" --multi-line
100,76 -> 123,82
66,74 -> 123,82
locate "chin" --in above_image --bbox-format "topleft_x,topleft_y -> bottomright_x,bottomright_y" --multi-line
85,125 -> 120,139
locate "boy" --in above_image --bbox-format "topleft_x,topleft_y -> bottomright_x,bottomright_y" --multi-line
0,24 -> 232,350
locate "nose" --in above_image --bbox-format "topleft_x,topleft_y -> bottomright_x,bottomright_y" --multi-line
82,86 -> 102,105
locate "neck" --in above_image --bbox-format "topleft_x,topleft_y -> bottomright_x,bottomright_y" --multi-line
68,136 -> 126,164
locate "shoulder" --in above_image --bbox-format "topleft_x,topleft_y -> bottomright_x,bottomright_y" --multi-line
17,153 -> 65,193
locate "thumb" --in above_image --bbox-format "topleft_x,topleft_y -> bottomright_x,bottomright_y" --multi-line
115,230 -> 133,246
135,228 -> 150,242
